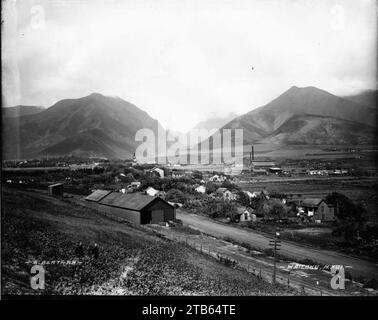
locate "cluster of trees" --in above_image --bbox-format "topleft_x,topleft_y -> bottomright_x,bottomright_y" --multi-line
325,192 -> 373,242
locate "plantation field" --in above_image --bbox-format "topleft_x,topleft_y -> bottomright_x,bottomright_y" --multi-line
1,188 -> 293,295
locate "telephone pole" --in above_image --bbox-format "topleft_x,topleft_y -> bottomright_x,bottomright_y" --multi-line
269,229 -> 281,285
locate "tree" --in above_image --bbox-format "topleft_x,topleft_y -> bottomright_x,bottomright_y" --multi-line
262,199 -> 286,220
166,189 -> 187,203
326,192 -> 367,241
205,182 -> 218,194
237,190 -> 250,207
203,198 -> 237,219
326,192 -> 365,221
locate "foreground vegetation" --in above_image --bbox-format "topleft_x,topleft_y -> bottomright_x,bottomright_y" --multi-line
1,189 -> 293,295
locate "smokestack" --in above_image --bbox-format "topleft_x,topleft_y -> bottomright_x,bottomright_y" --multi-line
252,145 -> 254,161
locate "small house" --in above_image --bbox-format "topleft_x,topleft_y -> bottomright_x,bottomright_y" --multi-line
195,185 -> 206,194
48,183 -> 64,196
145,187 -> 159,197
301,198 -> 335,222
235,207 -> 252,222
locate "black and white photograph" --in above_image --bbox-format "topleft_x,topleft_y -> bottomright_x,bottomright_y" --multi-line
1,0 -> 378,303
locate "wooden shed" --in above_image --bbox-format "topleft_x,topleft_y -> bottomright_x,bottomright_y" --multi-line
85,190 -> 175,225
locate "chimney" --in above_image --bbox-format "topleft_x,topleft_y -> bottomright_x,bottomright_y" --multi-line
252,145 -> 254,161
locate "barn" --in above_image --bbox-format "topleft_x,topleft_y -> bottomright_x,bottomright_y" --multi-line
85,190 -> 175,225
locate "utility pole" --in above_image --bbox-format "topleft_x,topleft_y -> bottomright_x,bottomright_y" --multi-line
269,229 -> 281,285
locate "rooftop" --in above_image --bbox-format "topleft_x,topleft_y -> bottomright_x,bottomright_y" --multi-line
85,189 -> 112,202
302,198 -> 324,207
98,192 -> 172,211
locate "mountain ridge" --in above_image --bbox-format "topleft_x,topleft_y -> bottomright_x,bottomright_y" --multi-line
210,86 -> 376,146
2,93 -> 163,159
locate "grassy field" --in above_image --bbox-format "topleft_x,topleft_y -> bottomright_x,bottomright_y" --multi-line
1,188 -> 293,295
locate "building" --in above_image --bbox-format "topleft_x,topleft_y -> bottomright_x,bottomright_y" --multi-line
85,190 -> 175,225
235,207 -> 253,222
216,187 -> 237,201
268,167 -> 283,174
250,190 -> 270,201
195,185 -> 206,194
145,187 -> 166,199
251,168 -> 268,175
48,183 -> 64,196
145,187 -> 159,197
251,161 -> 276,168
147,167 -> 164,178
127,181 -> 141,190
308,169 -> 328,176
301,198 -> 336,222
209,174 -> 227,182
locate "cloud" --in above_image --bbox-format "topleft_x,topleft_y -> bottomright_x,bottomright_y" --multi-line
2,0 -> 377,131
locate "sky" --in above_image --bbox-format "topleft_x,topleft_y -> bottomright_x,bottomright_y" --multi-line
2,0 -> 377,131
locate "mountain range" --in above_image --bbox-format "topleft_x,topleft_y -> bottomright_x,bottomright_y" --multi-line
210,86 -> 376,146
2,105 -> 45,118
2,93 -> 162,159
2,86 -> 377,160
192,112 -> 238,132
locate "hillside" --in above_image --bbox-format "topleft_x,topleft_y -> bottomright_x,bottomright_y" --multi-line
212,86 -> 376,145
1,188 -> 293,295
343,90 -> 377,109
192,112 -> 238,131
2,93 -> 163,159
2,105 -> 44,118
259,114 -> 376,145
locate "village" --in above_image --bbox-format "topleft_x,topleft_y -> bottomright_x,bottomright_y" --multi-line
3,146 -> 378,260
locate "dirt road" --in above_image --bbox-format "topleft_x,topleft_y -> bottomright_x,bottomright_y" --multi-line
177,210 -> 378,280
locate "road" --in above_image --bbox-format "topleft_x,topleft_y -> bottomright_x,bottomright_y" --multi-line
177,210 -> 378,280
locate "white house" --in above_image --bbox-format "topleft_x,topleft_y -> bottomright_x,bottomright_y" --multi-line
195,185 -> 206,194
236,207 -> 252,222
152,167 -> 164,178
145,187 -> 159,197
